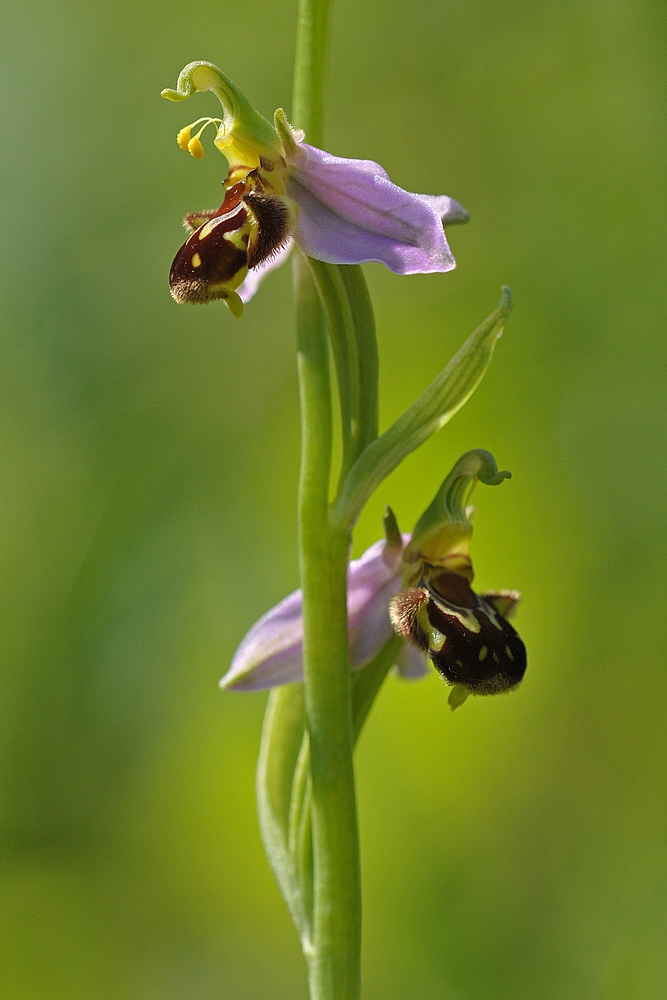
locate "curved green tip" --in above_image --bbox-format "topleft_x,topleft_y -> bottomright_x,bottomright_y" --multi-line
161,88 -> 187,102
405,449 -> 511,565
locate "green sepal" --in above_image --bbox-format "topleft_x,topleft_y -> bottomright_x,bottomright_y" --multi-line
274,108 -> 302,157
382,505 -> 403,561
331,287 -> 513,533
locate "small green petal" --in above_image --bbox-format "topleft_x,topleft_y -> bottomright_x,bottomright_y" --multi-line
448,685 -> 470,711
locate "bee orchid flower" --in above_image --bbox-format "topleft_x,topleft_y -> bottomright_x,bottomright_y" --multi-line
162,62 -> 469,317
389,450 -> 527,709
221,452 -> 527,704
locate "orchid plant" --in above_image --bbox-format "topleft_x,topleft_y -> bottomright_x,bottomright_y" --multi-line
162,3 -> 526,998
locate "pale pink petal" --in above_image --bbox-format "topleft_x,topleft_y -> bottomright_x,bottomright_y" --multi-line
395,644 -> 430,679
220,535 -> 410,691
285,143 -> 458,274
418,194 -> 469,226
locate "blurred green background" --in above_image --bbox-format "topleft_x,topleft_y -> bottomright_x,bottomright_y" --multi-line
2,0 -> 667,996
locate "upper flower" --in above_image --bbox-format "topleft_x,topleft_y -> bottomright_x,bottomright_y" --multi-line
162,62 -> 469,317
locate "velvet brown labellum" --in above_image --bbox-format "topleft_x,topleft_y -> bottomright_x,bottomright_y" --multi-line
389,570 -> 527,694
169,180 -> 292,305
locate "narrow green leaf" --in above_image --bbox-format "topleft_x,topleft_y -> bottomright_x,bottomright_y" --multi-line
256,684 -> 313,951
307,259 -> 361,480
284,632 -> 405,925
332,287 -> 513,533
307,260 -> 379,486
288,735 -> 314,938
338,264 -> 379,451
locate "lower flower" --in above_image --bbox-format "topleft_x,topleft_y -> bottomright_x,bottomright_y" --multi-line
221,452 -> 527,703
389,450 -> 527,702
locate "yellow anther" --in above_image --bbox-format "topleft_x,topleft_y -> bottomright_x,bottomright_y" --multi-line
177,118 -> 224,157
177,126 -> 191,150
187,136 -> 205,159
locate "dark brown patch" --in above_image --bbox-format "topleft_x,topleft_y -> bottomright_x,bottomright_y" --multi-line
425,585 -> 526,694
246,193 -> 292,268
183,183 -> 251,235
169,206 -> 249,304
218,181 -> 250,215
429,571 -> 477,608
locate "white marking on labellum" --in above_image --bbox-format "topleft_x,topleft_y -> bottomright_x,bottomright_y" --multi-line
199,206 -> 246,241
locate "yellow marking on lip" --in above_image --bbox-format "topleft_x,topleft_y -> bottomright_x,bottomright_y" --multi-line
417,603 -> 446,651
428,625 -> 446,652
199,216 -> 230,240
191,253 -> 202,268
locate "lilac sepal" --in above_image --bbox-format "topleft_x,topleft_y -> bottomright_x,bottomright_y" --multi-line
237,239 -> 294,303
419,194 -> 469,227
220,535 -> 410,691
285,143 -> 457,274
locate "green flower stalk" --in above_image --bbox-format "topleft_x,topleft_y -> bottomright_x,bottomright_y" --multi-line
162,1 -> 525,997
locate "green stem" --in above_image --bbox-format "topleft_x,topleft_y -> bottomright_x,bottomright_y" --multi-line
293,246 -> 361,1000
292,3 -> 372,996
293,0 -> 332,143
